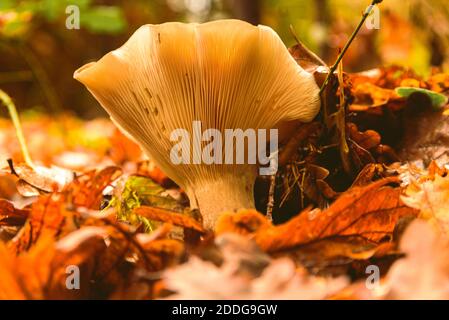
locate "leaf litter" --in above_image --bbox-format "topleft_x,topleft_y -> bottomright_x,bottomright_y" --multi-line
0,38 -> 449,300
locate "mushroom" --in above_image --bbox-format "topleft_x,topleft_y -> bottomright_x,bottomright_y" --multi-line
74,19 -> 320,230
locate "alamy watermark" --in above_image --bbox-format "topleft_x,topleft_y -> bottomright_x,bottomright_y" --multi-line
65,265 -> 80,290
169,121 -> 278,175
365,264 -> 380,290
65,5 -> 80,30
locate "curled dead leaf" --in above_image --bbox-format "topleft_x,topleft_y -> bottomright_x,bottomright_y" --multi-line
134,206 -> 204,234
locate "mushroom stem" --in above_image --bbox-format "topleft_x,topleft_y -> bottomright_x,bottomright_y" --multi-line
186,171 -> 256,230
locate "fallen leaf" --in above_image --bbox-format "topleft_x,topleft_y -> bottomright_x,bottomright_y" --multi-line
395,87 -> 448,109
384,220 -> 449,299
0,199 -> 29,226
215,209 -> 270,237
134,206 -> 204,234
162,235 -> 347,300
66,166 -> 122,209
6,160 -> 74,195
10,193 -> 78,253
401,174 -> 449,235
255,177 -> 418,252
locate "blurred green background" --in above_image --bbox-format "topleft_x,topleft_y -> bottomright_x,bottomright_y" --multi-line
0,0 -> 448,117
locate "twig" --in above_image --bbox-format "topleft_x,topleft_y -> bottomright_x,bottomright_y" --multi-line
266,173 -> 276,221
278,122 -> 321,166
319,0 -> 383,94
336,53 -> 351,174
0,89 -> 35,169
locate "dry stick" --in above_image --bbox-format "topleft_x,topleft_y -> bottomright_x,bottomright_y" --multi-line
0,89 -> 35,169
319,0 -> 383,94
269,1 -> 381,219
266,174 -> 276,222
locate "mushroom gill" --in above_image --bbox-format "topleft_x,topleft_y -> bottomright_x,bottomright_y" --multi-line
74,19 -> 321,230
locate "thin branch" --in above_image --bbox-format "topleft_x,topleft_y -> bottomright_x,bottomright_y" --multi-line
319,0 -> 383,94
266,173 -> 276,221
0,89 -> 35,169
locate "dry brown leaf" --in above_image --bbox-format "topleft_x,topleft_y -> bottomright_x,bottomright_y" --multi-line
215,209 -> 270,236
428,73 -> 449,93
384,220 -> 449,299
0,198 -> 29,226
351,163 -> 385,187
135,161 -> 176,189
66,166 -> 122,209
163,252 -> 347,300
0,227 -> 108,299
134,206 -> 204,234
350,82 -> 398,110
108,128 -> 143,164
401,174 -> 449,235
9,193 -> 79,253
139,239 -> 184,271
255,177 -> 418,253
6,161 -> 74,195
348,123 -> 381,150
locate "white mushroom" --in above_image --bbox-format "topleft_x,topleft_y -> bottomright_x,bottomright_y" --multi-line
74,19 -> 320,230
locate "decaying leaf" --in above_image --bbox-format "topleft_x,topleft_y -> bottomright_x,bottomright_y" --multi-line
0,199 -> 29,227
255,177 -> 418,252
162,234 -> 347,300
0,227 -> 107,299
402,174 -> 449,235
134,206 -> 204,234
384,220 -> 449,299
5,160 -> 74,196
66,166 -> 122,209
216,209 -> 270,236
10,193 -> 79,253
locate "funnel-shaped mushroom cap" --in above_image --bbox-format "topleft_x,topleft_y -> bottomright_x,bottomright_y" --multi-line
74,19 -> 320,229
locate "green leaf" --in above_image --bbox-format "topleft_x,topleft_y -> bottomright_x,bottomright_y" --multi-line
65,0 -> 91,9
108,175 -> 184,232
395,87 -> 448,109
80,6 -> 126,34
0,0 -> 15,10
39,0 -> 63,21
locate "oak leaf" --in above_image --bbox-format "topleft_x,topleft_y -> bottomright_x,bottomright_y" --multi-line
255,177 -> 418,253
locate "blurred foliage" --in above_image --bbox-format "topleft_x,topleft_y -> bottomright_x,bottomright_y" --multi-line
0,0 -> 448,116
0,0 -> 126,37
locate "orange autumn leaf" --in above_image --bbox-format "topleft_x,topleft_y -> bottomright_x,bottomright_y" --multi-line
215,209 -> 271,236
134,206 -> 205,234
6,161 -> 74,196
351,82 -> 397,110
254,177 -> 418,253
135,161 -> 176,189
0,228 -> 108,299
66,166 -> 122,209
0,199 -> 29,226
139,238 -> 184,271
347,123 -> 381,150
10,193 -> 78,253
108,128 -> 143,164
